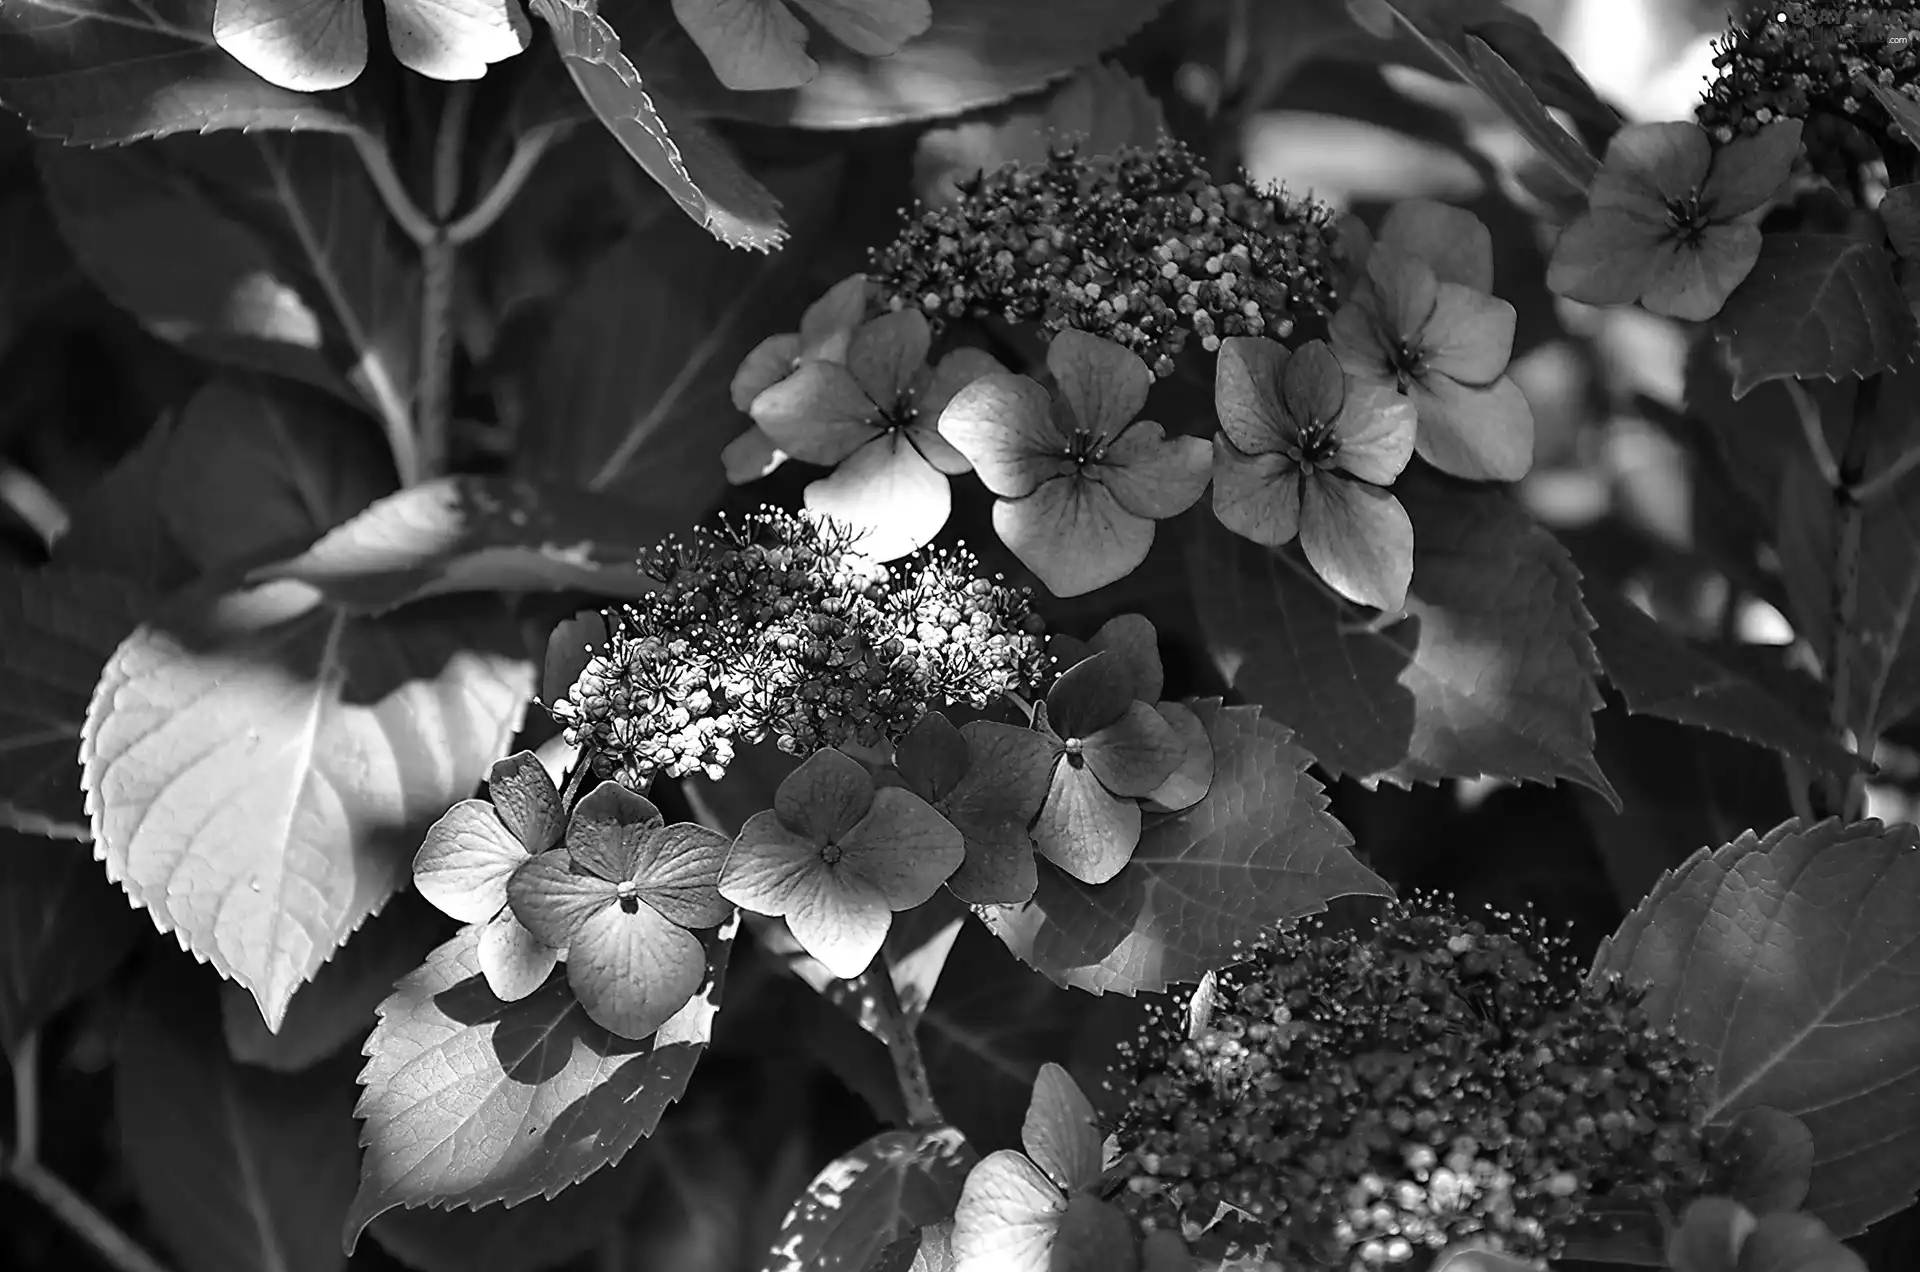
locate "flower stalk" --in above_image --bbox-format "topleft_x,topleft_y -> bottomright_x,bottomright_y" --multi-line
852,956 -> 944,1130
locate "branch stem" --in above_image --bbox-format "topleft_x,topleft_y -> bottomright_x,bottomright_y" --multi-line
852,956 -> 943,1130
447,124 -> 568,247
1783,379 -> 1841,488
1820,376 -> 1881,819
0,464 -> 70,550
348,126 -> 436,249
414,84 -> 474,482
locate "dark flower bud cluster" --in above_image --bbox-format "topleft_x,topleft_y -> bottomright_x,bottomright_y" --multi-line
1697,2 -> 1920,148
868,138 -> 1343,378
1109,900 -> 1718,1271
549,509 -> 1049,787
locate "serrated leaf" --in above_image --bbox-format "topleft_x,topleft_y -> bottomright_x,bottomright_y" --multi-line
162,378 -> 398,574
223,892 -> 451,1072
0,0 -> 362,143
0,829 -> 142,1049
253,475 -> 662,614
0,566 -> 145,838
1192,474 -> 1616,803
516,167 -> 839,525
38,133 -> 419,443
529,0 -> 785,248
118,968 -> 362,1272
1713,234 -> 1917,399
345,916 -> 736,1250
1583,585 -> 1860,778
1592,817 -> 1920,1236
762,1126 -> 976,1272
981,700 -> 1385,994
653,0 -> 1175,129
81,584 -> 532,1028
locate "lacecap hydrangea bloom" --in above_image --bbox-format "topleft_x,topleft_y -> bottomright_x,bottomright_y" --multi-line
1697,1 -> 1919,150
1110,900 -> 1719,1271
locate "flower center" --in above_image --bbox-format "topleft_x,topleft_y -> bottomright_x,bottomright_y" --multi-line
1064,428 -> 1109,467
1388,337 -> 1426,390
1063,736 -> 1086,768
1665,193 -> 1711,245
880,391 -> 918,435
615,878 -> 641,914
820,838 -> 845,866
1285,421 -> 1342,472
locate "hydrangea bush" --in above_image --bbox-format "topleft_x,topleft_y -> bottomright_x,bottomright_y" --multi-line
0,2 -> 1917,1272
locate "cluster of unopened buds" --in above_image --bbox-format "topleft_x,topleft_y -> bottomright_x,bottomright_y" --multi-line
547,508 -> 1049,787
1697,1 -> 1920,150
1110,900 -> 1720,1271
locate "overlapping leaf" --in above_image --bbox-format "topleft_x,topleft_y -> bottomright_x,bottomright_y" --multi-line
981,700 -> 1385,994
38,133 -> 419,444
1713,234 -> 1917,399
0,0 -> 361,142
652,0 -> 1175,129
1192,474 -> 1615,803
50,417 -> 201,595
344,917 -> 736,1248
1583,585 -> 1859,778
254,475 -> 662,613
761,1126 -> 975,1272
118,971 -> 362,1272
0,830 -> 143,1049
81,584 -> 532,1028
0,566 -> 145,838
1593,818 -> 1920,1236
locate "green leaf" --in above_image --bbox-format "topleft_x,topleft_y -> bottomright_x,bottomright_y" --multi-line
118,966 -> 362,1272
762,1127 -> 977,1272
0,829 -> 142,1050
529,0 -> 786,249
1867,81 -> 1920,151
0,0 -> 362,143
222,892 -> 450,1073
81,583 -> 533,1028
0,157 -> 77,352
1713,234 -> 1917,400
515,167 -> 840,526
1192,475 -> 1616,802
162,378 -> 397,574
1583,585 -> 1860,778
50,417 -> 201,595
981,700 -> 1385,995
0,566 -> 145,839
652,0 -> 1176,129
253,475 -> 663,614
1592,817 -> 1920,1237
369,1151 -> 654,1272
344,916 -> 736,1250
39,133 -> 418,437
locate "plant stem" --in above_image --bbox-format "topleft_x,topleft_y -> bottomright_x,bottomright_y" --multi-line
1850,442 -> 1920,506
348,126 -> 436,249
1783,379 -> 1840,488
415,84 -> 473,483
447,123 -> 569,247
852,956 -> 944,1130
0,463 -> 70,550
4,1033 -> 174,1272
1820,376 -> 1881,819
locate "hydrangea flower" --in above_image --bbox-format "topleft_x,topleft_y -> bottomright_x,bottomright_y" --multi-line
506,782 -> 733,1040
1329,199 -> 1534,483
720,748 -> 963,978
1029,650 -> 1188,885
952,1064 -> 1138,1272
213,0 -> 528,91
674,0 -> 931,92
747,309 -> 1001,560
1212,337 -> 1418,612
726,274 -> 873,484
1047,614 -> 1213,815
891,711 -> 1056,905
412,751 -> 564,1003
1546,120 -> 1803,322
940,330 -> 1211,597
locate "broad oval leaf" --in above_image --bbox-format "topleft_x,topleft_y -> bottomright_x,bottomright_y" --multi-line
81,582 -> 532,1029
0,0 -> 362,142
1713,233 -> 1918,399
345,916 -> 736,1249
1593,817 -> 1920,1236
1192,472 -> 1616,804
0,829 -> 143,1049
982,700 -> 1387,994
761,1126 -> 976,1272
253,475 -> 662,614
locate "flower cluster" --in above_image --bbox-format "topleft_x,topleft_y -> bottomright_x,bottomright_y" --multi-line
549,508 -> 1049,787
1110,900 -> 1718,1271
1696,1 -> 1919,149
868,138 -> 1344,377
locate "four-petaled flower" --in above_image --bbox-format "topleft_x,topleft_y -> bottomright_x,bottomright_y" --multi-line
214,0 -> 528,91
1330,199 -> 1534,482
748,309 -> 1001,560
720,748 -> 963,978
727,274 -> 873,484
940,329 -> 1212,597
1546,120 -> 1804,321
507,782 -> 734,1040
892,711 -> 1056,905
1046,614 -> 1213,814
413,751 -> 565,1003
1212,337 -> 1418,612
